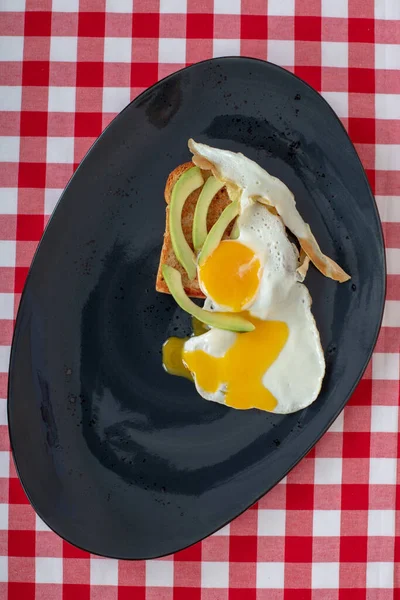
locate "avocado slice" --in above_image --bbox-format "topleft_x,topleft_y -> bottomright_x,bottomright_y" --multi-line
162,265 -> 254,333
169,166 -> 204,280
198,200 -> 240,267
192,176 -> 225,253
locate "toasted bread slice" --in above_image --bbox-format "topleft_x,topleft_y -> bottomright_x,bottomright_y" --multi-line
156,162 -> 231,297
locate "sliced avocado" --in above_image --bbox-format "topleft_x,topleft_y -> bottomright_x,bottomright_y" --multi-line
192,176 -> 225,253
198,200 -> 240,267
169,166 -> 204,280
162,265 -> 254,333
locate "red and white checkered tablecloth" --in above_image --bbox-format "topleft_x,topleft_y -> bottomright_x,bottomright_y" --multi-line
0,0 -> 399,597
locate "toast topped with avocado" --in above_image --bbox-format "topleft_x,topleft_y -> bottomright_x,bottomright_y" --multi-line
156,162 -> 231,298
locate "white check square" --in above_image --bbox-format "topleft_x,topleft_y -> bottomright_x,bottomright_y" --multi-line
48,87 -> 76,113
368,510 -> 395,536
376,95 -> 400,120
0,137 -> 20,163
104,38 -> 132,63
313,510 -> 341,537
267,40 -> 294,67
258,509 -> 286,536
50,36 -> 78,62
315,458 -> 342,484
367,562 -> 394,588
0,400 -> 7,427
213,523 -> 230,536
213,39 -> 240,58
0,241 -> 16,267
376,197 -> 400,224
91,558 -> 118,585
201,562 -> 229,588
386,248 -> 400,275
0,188 -> 18,214
322,42 -> 348,68
0,294 -> 13,320
36,558 -> 63,584
214,0 -> 241,14
370,458 -> 397,485
268,0 -> 294,16
382,301 -> 400,327
376,145 -> 400,172
322,0 -> 348,17
0,348 -> 10,375
159,38 -> 186,63
372,353 -> 399,380
36,514 -> 51,532
160,0 -> 187,12
0,504 -> 8,530
0,37 -> 24,61
257,562 -> 284,588
47,137 -> 74,164
375,0 -> 400,19
375,44 -> 400,70
328,411 -> 344,433
52,0 -> 79,10
45,189 -> 63,216
0,557 -> 7,583
321,92 -> 348,118
102,87 -> 131,113
371,405 -> 398,432
106,0 -> 135,11
146,560 -> 174,587
0,0 -> 25,9
0,87 -> 22,112
312,562 -> 339,589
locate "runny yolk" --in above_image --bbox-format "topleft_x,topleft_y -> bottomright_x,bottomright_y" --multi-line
162,318 -> 209,381
183,315 -> 289,412
198,240 -> 261,312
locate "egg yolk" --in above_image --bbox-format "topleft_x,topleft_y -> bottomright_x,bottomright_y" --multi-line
162,318 -> 209,380
198,240 -> 261,312
183,315 -> 289,412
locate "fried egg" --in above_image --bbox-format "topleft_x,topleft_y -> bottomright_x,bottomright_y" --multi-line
182,201 -> 325,414
161,140 -> 345,414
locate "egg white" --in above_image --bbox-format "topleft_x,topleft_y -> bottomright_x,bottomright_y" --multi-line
184,199 -> 325,414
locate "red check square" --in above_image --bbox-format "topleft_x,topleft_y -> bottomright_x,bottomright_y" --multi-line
78,12 -> 106,37
131,63 -> 158,87
22,61 -> 50,86
24,11 -> 52,36
241,15 -> 268,40
16,215 -> 44,241
9,530 -> 35,557
348,18 -> 374,43
340,536 -> 368,562
348,68 -> 375,93
132,13 -> 159,38
20,111 -> 48,137
19,163 -> 46,189
76,62 -> 104,87
285,537 -> 313,563
9,583 -> 35,600
75,113 -> 102,137
229,536 -> 258,562
295,16 -> 321,41
286,485 -> 314,510
63,584 -> 91,600
187,14 -> 213,39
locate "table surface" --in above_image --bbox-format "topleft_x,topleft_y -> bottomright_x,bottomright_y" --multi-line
0,0 -> 399,597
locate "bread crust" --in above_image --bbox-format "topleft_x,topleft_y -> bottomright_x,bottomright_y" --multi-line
156,162 -> 231,297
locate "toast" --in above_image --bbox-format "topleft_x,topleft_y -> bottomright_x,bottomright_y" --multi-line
156,162 -> 231,298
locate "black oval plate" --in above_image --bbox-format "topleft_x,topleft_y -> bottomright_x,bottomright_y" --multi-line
8,58 -> 385,559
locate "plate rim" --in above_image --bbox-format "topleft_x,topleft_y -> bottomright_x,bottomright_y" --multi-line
7,56 -> 386,559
